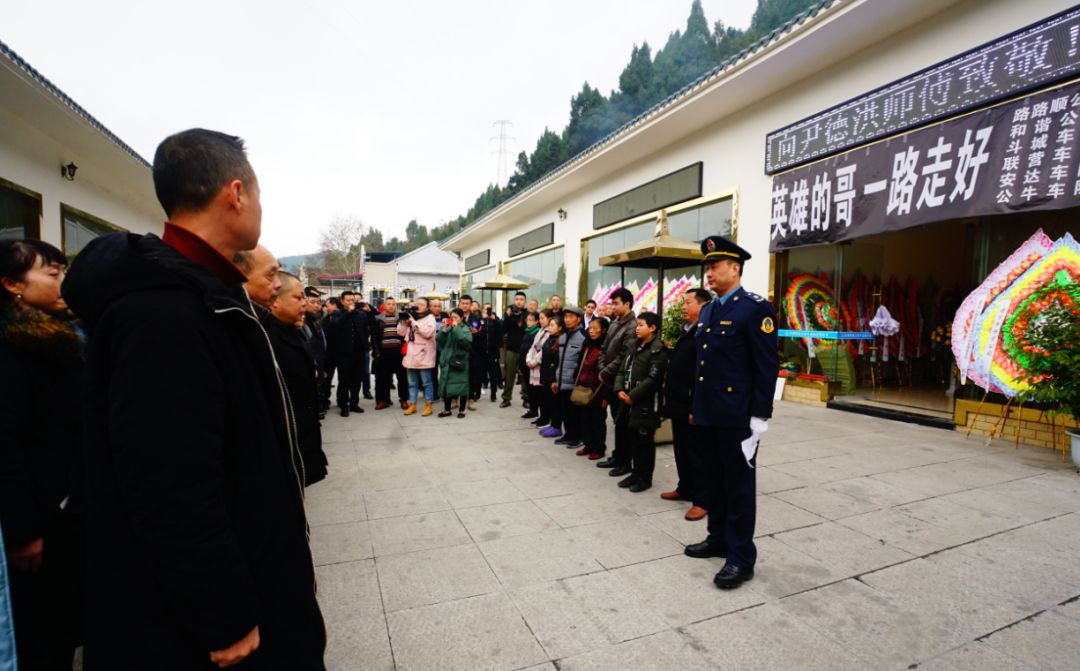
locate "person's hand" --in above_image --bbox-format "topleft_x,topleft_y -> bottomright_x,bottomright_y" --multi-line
550,383 -> 558,394
210,626 -> 260,668
618,391 -> 632,406
8,537 -> 44,572
601,398 -> 609,409
688,413 -> 694,424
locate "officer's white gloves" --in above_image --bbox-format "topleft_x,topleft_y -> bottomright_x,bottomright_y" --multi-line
740,417 -> 769,468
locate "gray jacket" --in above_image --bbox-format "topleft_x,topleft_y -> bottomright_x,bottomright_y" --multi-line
600,312 -> 637,380
556,327 -> 587,391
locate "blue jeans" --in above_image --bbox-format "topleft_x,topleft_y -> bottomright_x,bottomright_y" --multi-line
407,368 -> 434,404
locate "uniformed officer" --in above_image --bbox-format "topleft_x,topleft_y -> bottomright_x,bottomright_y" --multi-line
683,235 -> 778,589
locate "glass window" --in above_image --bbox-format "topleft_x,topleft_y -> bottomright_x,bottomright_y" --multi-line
506,246 -> 565,309
463,266 -> 496,309
62,206 -> 121,256
0,180 -> 41,240
582,198 -> 731,313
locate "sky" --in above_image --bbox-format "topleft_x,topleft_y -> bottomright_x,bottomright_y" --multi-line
2,0 -> 758,257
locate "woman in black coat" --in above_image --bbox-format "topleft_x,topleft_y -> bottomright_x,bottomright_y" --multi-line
0,239 -> 84,669
265,275 -> 328,487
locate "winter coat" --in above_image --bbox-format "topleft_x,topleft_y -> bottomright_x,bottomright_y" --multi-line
502,307 -> 527,350
398,312 -> 437,369
540,332 -> 560,386
325,308 -> 368,358
436,324 -> 472,398
302,312 -> 327,372
599,311 -> 638,380
576,343 -> 608,407
263,313 -> 327,487
63,233 -> 325,670
613,335 -> 669,431
481,316 -> 502,355
664,326 -> 698,418
524,329 -> 547,386
0,307 -> 84,548
555,327 -> 587,392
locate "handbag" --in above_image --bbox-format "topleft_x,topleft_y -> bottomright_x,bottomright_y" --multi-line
570,349 -> 598,406
448,352 -> 467,371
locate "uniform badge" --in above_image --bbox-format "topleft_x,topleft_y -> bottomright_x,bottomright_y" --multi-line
706,238 -> 716,252
761,317 -> 775,334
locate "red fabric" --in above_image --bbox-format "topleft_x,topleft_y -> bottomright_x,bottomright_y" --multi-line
161,223 -> 248,286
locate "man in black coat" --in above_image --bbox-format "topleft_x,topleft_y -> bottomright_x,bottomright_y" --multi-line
326,290 -> 368,417
267,274 -> 328,487
499,291 -> 527,408
63,128 -> 326,670
660,287 -> 712,521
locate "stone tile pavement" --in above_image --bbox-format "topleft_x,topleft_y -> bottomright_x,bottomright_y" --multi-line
307,396 -> 1080,670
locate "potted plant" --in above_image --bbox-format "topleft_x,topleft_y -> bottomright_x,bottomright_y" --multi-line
1014,282 -> 1080,470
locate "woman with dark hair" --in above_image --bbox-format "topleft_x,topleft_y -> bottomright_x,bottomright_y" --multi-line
576,317 -> 610,459
436,308 -> 472,418
524,310 -> 552,427
518,312 -> 541,419
538,315 -> 564,438
0,239 -> 84,669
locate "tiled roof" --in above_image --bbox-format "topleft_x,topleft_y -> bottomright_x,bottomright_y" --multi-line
444,0 -> 838,244
0,38 -> 150,167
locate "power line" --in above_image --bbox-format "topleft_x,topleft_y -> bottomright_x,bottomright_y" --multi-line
490,120 -> 515,186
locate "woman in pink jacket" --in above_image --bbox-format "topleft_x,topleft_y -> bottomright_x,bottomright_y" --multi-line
398,297 -> 437,416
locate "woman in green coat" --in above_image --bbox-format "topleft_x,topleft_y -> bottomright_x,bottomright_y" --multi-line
436,308 -> 473,418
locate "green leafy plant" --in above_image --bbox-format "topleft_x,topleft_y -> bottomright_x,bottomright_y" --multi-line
662,295 -> 686,347
1014,282 -> 1080,423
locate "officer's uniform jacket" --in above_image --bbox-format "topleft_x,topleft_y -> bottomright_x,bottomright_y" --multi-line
691,286 -> 779,429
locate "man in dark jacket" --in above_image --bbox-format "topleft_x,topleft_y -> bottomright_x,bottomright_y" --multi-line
661,288 -> 712,521
499,291 -> 527,408
267,274 -> 328,486
63,128 -> 325,670
596,288 -> 637,473
325,291 -> 368,417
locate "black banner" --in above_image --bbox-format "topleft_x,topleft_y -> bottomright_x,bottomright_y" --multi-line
766,7 -> 1080,174
769,80 -> 1080,251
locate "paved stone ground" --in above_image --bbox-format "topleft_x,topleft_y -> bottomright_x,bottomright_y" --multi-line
308,395 -> 1080,670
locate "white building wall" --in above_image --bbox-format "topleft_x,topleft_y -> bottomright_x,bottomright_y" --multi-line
0,105 -> 162,247
455,0 -> 1069,303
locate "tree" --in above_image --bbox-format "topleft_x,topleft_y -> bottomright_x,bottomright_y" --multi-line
318,215 -> 366,276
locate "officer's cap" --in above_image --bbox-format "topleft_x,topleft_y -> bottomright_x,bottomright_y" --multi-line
304,286 -> 324,298
700,236 -> 751,264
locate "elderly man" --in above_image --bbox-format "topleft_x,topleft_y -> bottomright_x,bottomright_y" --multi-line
265,273 -> 327,486
661,287 -> 713,521
63,128 -> 325,668
233,244 -> 281,308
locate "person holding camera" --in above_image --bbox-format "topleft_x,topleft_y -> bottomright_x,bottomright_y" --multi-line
436,309 -> 472,418
500,291 -> 528,408
397,297 -> 437,416
372,297 -> 409,410
481,304 -> 502,403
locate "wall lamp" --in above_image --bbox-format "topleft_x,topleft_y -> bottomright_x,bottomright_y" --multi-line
61,162 -> 78,181
557,208 -> 567,221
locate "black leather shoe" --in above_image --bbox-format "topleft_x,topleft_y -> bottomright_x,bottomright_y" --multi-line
713,563 -> 754,589
596,458 -> 617,469
608,466 -> 630,477
628,481 -> 651,493
363,393 -> 373,400
617,475 -> 637,488
684,541 -> 726,559
349,405 -> 365,413
339,406 -> 349,417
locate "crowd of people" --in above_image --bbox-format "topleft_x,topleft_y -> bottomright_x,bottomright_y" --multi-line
0,128 -> 777,670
